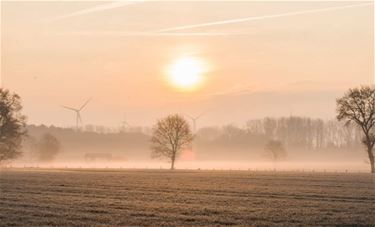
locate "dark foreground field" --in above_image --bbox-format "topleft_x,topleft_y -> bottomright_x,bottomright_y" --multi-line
0,169 -> 374,226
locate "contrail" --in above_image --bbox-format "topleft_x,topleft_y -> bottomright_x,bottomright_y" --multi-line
58,31 -> 243,37
53,0 -> 145,21
156,2 -> 373,33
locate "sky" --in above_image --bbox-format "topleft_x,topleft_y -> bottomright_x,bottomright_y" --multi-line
1,1 -> 374,128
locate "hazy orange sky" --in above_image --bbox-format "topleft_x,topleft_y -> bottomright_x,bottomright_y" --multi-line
1,1 -> 374,127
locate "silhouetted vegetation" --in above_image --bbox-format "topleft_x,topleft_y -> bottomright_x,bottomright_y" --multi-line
36,133 -> 61,162
194,117 -> 362,161
20,115 -> 364,165
23,124 -> 150,162
264,140 -> 287,163
0,89 -> 27,164
337,86 -> 375,173
151,114 -> 193,169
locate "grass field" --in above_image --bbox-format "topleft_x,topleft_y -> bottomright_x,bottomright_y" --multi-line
0,169 -> 374,226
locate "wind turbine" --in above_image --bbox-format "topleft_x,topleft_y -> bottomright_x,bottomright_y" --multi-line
121,120 -> 131,132
61,98 -> 91,130
185,112 -> 206,133
120,113 -> 132,132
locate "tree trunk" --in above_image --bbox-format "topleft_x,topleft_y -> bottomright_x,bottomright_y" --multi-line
367,146 -> 374,174
171,160 -> 175,170
171,152 -> 176,170
369,152 -> 374,174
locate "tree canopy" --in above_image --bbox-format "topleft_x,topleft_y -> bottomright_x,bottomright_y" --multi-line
37,133 -> 61,162
264,140 -> 287,163
151,114 -> 193,170
0,89 -> 27,163
337,86 -> 375,173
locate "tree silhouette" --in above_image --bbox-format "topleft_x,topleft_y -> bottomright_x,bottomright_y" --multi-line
37,133 -> 61,162
151,114 -> 193,170
264,140 -> 287,164
337,86 -> 375,173
0,89 -> 27,163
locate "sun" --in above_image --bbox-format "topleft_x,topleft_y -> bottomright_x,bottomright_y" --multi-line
166,56 -> 208,91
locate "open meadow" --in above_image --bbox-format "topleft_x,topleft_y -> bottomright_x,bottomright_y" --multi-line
0,169 -> 374,226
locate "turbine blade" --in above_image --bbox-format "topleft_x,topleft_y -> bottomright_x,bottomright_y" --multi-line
196,111 -> 207,120
79,98 -> 92,111
184,114 -> 194,120
61,105 -> 78,111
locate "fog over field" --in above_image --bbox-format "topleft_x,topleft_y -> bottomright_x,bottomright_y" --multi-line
7,119 -> 371,172
2,1 -> 374,173
1,1 -> 374,226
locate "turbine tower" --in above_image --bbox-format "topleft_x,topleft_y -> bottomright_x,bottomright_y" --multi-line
61,98 -> 91,130
186,112 -> 206,133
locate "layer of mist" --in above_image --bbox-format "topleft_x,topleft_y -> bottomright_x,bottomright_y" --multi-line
9,116 -> 370,172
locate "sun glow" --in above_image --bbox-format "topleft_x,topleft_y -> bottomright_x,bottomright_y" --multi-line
167,56 -> 208,90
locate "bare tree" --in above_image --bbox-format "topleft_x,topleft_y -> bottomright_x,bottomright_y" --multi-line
264,140 -> 287,164
337,86 -> 375,173
37,133 -> 61,162
0,89 -> 27,164
263,117 -> 277,139
151,114 -> 193,170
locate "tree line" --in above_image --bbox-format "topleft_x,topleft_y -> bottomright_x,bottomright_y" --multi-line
244,117 -> 362,151
0,87 -> 374,173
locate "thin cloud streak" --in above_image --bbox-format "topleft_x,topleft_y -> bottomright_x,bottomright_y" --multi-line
156,2 -> 373,32
52,0 -> 145,21
205,80 -> 352,99
56,31 -> 244,37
